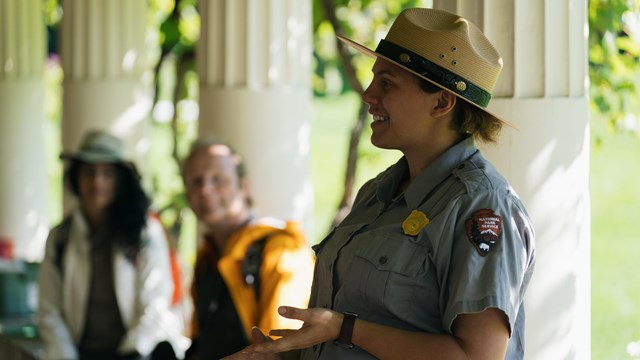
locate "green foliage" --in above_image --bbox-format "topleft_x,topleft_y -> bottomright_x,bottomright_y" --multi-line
148,0 -> 200,234
311,0 -> 429,96
44,0 -> 62,25
589,0 -> 640,133
155,0 -> 199,54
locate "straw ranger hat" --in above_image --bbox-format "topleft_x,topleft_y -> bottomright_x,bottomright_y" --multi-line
60,130 -> 138,173
337,7 -> 512,127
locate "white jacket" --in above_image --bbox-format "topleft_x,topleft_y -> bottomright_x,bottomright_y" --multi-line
37,209 -> 191,360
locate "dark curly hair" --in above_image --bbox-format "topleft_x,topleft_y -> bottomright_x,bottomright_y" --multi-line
65,159 -> 150,257
418,78 -> 502,144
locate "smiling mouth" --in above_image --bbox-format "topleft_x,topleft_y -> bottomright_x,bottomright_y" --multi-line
372,115 -> 389,123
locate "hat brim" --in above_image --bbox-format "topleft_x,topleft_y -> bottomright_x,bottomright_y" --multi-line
336,35 -> 517,130
59,152 -> 140,177
60,152 -> 124,163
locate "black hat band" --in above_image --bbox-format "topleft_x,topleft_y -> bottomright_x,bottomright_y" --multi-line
375,39 -> 492,107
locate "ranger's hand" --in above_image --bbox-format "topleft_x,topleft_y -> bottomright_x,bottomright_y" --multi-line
221,327 -> 281,360
249,306 -> 342,354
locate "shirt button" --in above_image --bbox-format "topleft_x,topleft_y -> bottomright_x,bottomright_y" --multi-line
379,256 -> 388,265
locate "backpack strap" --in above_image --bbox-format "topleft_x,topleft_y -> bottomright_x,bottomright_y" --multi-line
54,216 -> 73,271
241,235 -> 269,301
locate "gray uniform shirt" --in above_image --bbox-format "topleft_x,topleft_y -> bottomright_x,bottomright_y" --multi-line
302,138 -> 536,360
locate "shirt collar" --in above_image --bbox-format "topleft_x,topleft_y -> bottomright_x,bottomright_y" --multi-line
404,137 -> 478,209
375,157 -> 409,205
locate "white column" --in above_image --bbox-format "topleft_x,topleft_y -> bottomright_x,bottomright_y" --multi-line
433,1 -> 590,359
59,0 -> 153,183
0,0 -> 50,261
197,0 -> 314,232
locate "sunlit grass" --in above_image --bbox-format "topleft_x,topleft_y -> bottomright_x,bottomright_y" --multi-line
590,129 -> 640,360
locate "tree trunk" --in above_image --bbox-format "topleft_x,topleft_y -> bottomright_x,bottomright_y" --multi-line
320,0 -> 369,228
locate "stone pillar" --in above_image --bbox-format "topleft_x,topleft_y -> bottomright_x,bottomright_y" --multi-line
433,0 -> 590,358
59,0 -> 153,195
197,0 -> 314,232
0,0 -> 50,261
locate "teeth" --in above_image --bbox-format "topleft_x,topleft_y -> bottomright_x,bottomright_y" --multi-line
373,115 -> 389,122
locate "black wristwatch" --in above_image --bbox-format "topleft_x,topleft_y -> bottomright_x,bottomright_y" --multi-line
335,311 -> 358,348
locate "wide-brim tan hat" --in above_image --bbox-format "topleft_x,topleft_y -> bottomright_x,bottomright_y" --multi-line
337,7 -> 514,128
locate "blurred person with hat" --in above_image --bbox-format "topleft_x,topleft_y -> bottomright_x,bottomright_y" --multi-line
225,7 -> 535,360
37,130 -> 191,360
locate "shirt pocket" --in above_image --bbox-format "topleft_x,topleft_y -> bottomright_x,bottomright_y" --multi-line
340,231 -> 434,323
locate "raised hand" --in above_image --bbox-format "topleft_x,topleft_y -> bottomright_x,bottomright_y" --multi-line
249,306 -> 343,354
220,327 -> 281,360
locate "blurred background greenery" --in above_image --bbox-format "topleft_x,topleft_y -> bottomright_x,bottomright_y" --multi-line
41,0 -> 640,358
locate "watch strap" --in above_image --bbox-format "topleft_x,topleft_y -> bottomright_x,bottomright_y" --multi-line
336,311 -> 358,348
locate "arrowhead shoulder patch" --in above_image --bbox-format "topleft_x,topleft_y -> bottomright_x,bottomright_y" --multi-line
465,208 -> 502,257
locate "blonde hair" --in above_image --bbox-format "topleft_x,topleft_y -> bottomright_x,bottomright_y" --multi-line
452,100 -> 502,144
